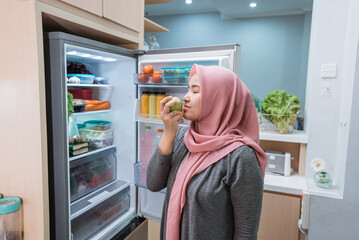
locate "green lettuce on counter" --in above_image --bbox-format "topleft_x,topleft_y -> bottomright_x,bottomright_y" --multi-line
262,90 -> 301,133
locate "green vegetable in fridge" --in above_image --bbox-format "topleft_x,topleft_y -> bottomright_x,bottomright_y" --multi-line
262,90 -> 301,133
68,91 -> 74,118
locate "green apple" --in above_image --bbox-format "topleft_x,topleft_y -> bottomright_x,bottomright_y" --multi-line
169,97 -> 182,112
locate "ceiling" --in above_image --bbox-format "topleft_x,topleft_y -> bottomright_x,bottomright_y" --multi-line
145,0 -> 313,18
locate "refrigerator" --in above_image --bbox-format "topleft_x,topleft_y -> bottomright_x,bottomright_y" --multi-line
44,32 -> 240,240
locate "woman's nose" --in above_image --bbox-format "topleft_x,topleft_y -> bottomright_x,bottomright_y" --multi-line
183,93 -> 190,102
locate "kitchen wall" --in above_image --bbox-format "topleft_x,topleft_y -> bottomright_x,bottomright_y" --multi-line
306,0 -> 359,238
147,12 -> 312,116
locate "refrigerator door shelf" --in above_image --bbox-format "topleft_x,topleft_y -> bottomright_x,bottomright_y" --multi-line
71,187 -> 131,240
134,163 -> 166,194
71,180 -> 130,220
134,73 -> 189,85
134,99 -> 190,126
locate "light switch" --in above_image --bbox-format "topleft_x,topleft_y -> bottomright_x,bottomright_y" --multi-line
321,64 -> 337,78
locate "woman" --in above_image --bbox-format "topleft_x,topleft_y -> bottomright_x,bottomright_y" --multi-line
146,64 -> 267,240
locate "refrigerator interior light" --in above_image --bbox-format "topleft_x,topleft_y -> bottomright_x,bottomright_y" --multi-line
186,0 -> 192,4
66,51 -> 117,62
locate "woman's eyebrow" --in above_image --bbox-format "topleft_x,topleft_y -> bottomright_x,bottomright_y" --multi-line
189,84 -> 200,88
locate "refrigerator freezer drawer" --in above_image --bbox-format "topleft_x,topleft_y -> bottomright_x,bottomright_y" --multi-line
70,147 -> 117,202
71,187 -> 130,240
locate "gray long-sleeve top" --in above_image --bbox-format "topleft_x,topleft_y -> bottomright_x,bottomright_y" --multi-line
146,126 -> 264,240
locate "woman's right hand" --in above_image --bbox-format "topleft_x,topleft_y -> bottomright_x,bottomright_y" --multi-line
158,96 -> 183,155
160,96 -> 183,136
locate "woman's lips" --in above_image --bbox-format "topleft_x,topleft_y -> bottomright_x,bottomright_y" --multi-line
183,106 -> 190,111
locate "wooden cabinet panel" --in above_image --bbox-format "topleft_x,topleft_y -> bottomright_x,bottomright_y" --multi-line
60,0 -> 103,16
258,191 -> 302,240
103,0 -> 143,33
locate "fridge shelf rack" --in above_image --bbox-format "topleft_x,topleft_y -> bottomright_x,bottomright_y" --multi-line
134,99 -> 190,127
134,73 -> 189,85
69,145 -> 116,162
67,83 -> 113,89
72,109 -> 112,116
70,180 -> 130,220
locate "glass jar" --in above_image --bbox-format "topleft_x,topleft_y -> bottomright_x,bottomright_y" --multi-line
0,197 -> 23,240
314,171 -> 332,188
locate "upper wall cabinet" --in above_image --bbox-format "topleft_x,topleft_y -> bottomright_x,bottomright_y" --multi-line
60,0 -> 103,16
103,0 -> 143,33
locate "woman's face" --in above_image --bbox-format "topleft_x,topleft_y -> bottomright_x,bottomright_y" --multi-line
183,74 -> 201,121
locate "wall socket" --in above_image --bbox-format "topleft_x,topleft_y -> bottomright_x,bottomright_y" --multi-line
321,64 -> 337,78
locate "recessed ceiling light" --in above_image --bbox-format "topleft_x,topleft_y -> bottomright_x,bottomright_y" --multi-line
250,2 -> 257,7
186,0 -> 192,4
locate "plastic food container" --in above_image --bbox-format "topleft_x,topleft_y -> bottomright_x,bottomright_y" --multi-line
93,77 -> 109,85
0,197 -> 23,240
87,137 -> 113,149
84,120 -> 111,131
136,73 -> 151,84
71,189 -> 130,239
163,76 -> 188,84
77,123 -> 86,129
80,128 -> 113,140
67,74 -> 95,84
161,67 -> 187,76
185,67 -> 192,75
68,89 -> 93,99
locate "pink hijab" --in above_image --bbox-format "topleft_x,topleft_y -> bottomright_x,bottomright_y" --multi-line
166,64 -> 267,240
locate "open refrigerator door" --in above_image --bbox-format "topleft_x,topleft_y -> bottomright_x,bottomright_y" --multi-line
45,32 -> 138,240
133,44 -> 241,222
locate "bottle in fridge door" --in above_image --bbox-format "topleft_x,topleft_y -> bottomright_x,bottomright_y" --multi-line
152,129 -> 164,153
140,126 -> 154,166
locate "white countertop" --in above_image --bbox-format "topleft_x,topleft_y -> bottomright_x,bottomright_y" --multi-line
264,173 -> 343,199
259,130 -> 308,143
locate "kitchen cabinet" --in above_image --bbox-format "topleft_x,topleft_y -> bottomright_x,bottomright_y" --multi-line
258,191 -> 304,240
39,0 -> 143,49
103,0 -> 143,33
60,0 -> 103,16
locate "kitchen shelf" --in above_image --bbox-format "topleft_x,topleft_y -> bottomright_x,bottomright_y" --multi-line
145,0 -> 172,4
70,180 -> 130,220
67,84 -> 113,89
72,109 -> 112,116
264,173 -> 307,195
259,130 -> 308,143
69,145 -> 116,162
144,18 -> 169,32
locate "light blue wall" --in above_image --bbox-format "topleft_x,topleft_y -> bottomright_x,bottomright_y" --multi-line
148,12 -> 311,116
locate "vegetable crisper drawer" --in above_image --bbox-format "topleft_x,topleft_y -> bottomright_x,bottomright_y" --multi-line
70,148 -> 116,202
71,188 -> 130,240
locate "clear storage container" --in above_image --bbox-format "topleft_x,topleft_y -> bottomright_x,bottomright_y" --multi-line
79,128 -> 113,140
70,148 -> 116,202
0,197 -> 23,240
71,188 -> 130,239
84,120 -> 111,131
67,74 -> 95,84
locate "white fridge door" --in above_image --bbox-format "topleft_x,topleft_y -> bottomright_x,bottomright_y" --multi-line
135,44 -> 241,223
